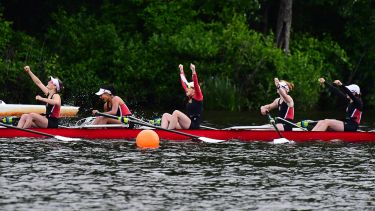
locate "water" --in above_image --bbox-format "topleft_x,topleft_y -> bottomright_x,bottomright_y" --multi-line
1,139 -> 375,210
1,110 -> 375,210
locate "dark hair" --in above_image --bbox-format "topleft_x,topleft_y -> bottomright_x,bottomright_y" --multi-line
57,79 -> 63,93
101,84 -> 116,95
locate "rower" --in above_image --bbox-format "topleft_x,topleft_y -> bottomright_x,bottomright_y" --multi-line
17,66 -> 63,129
92,85 -> 133,126
260,78 -> 295,131
161,63 -> 203,130
312,78 -> 363,131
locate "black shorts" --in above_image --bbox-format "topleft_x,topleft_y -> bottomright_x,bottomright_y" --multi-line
282,123 -> 293,131
47,117 -> 59,128
189,116 -> 201,129
344,120 -> 358,132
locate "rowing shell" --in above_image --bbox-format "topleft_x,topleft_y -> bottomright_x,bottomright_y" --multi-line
0,128 -> 374,142
0,104 -> 79,117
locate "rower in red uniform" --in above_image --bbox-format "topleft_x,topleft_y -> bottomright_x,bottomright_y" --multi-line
161,63 -> 203,129
17,66 -> 63,129
312,78 -> 363,131
92,85 -> 132,125
260,78 -> 295,131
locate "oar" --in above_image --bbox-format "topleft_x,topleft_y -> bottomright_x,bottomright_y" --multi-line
96,112 -> 225,143
267,114 -> 291,144
275,117 -> 308,131
0,122 -> 81,141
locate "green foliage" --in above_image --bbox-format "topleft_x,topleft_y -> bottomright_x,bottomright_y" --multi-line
0,0 -> 372,113
204,76 -> 247,111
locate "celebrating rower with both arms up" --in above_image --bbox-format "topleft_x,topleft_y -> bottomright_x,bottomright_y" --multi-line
17,66 -> 63,129
311,78 -> 363,131
260,78 -> 295,131
91,85 -> 132,126
161,63 -> 203,130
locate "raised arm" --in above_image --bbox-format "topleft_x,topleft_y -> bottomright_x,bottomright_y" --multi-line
341,84 -> 363,109
24,66 -> 49,95
319,78 -> 347,101
274,78 -> 293,107
179,64 -> 188,91
190,63 -> 203,101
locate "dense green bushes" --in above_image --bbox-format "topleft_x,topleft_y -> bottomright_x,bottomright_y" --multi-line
0,0 -> 372,112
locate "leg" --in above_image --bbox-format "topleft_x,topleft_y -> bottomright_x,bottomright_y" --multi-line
276,123 -> 285,131
17,114 -> 29,128
312,119 -> 344,131
161,113 -> 173,129
25,113 -> 48,128
92,116 -> 104,125
92,116 -> 124,125
168,110 -> 191,130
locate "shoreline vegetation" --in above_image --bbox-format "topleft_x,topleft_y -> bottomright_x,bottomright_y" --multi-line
0,1 -> 374,112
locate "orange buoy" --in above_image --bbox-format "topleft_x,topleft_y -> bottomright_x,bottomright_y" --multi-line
136,129 -> 160,148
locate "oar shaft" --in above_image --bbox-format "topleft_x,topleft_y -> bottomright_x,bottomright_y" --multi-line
276,117 -> 307,131
267,114 -> 284,138
0,122 -> 54,138
97,112 -> 200,139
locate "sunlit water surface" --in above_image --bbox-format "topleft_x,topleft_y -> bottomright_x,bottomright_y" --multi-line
1,138 -> 375,210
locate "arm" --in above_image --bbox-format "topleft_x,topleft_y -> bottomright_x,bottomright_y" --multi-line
36,94 -> 61,105
260,98 -> 279,115
105,97 -> 120,115
191,64 -> 203,101
274,78 -> 293,107
24,66 -> 49,95
179,64 -> 188,91
278,87 -> 294,107
321,78 -> 347,100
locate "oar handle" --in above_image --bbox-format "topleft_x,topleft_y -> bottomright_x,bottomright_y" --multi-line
95,112 -> 200,139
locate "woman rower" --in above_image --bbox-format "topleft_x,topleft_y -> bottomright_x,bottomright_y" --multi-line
260,78 -> 295,131
17,66 -> 63,129
92,85 -> 132,125
312,78 -> 363,131
161,63 -> 203,130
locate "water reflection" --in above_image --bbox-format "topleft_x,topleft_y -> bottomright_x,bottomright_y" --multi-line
1,139 -> 375,210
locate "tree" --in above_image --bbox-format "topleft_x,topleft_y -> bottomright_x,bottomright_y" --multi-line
276,0 -> 293,53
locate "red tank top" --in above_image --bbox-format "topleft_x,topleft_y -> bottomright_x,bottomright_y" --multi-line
117,103 -> 132,116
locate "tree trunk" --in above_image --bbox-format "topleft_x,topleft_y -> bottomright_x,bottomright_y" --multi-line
276,0 -> 293,53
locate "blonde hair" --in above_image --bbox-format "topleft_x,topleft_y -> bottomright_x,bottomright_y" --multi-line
281,80 -> 294,91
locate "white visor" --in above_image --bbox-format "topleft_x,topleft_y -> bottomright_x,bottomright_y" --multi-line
50,77 -> 60,92
95,88 -> 112,95
345,84 -> 360,95
278,81 -> 289,92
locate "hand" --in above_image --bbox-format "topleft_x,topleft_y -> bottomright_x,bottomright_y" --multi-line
333,80 -> 342,86
179,64 -> 184,73
274,78 -> 280,87
260,106 -> 269,115
318,78 -> 325,85
92,110 -> 99,115
24,66 -> 30,73
190,63 -> 195,72
35,95 -> 43,101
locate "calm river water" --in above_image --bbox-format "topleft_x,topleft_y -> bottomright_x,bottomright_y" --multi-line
1,110 -> 375,210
